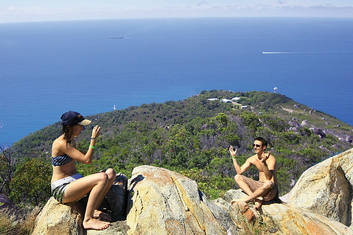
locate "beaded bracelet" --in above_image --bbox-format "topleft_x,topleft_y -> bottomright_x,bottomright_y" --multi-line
90,145 -> 96,150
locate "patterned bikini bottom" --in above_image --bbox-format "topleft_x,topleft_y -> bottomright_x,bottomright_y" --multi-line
51,173 -> 83,203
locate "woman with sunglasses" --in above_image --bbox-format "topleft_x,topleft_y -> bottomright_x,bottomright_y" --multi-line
51,111 -> 116,230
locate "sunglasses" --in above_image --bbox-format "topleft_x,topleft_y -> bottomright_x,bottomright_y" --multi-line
253,144 -> 262,148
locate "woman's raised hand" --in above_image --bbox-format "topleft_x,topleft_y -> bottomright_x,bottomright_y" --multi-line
91,125 -> 101,139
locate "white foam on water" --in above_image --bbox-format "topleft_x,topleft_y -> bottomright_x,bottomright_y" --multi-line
262,51 -> 290,54
262,51 -> 353,55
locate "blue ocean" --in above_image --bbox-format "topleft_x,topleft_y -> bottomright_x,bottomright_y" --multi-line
1,18 -> 353,146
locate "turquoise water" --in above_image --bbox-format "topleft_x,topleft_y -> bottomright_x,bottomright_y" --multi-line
1,18 -> 353,146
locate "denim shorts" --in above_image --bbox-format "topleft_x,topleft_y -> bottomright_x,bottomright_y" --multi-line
51,173 -> 83,203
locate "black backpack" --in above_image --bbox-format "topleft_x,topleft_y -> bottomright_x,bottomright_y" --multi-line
80,173 -> 129,221
102,173 -> 129,221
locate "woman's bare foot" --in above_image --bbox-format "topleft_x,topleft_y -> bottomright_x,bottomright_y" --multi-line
94,210 -> 112,221
83,218 -> 110,230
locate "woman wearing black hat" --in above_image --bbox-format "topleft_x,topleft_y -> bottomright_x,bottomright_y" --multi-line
51,111 -> 116,230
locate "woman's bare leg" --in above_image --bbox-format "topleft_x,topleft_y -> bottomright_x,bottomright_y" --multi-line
92,168 -> 116,212
83,173 -> 110,230
94,168 -> 116,221
63,173 -> 110,230
102,168 -> 116,196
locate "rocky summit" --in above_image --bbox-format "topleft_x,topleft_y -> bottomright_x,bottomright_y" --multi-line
33,148 -> 353,235
281,148 -> 353,227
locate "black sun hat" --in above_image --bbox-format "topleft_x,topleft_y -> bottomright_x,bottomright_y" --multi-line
61,111 -> 91,126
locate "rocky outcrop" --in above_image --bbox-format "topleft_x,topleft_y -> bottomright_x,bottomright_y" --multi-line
127,165 -> 237,234
33,149 -> 353,234
310,127 -> 326,138
282,148 -> 353,227
224,189 -> 352,235
301,120 -> 310,127
288,119 -> 300,128
32,197 -> 84,235
288,119 -> 300,132
347,136 -> 353,144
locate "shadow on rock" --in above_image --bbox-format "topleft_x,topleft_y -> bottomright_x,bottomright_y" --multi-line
125,174 -> 144,216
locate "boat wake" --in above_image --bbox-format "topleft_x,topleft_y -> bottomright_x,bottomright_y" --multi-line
262,51 -> 290,54
262,51 -> 353,55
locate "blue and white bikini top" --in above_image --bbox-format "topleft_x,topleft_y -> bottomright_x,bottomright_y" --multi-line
52,154 -> 73,166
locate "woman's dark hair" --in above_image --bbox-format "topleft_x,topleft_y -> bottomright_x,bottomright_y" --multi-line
254,137 -> 267,147
62,124 -> 74,143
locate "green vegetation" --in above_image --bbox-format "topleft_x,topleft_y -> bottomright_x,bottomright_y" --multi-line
9,158 -> 51,206
2,90 -> 353,210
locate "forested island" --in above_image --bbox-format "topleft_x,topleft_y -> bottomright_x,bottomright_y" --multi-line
1,90 -> 353,233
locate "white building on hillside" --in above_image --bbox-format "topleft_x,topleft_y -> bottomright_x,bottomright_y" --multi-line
221,98 -> 232,103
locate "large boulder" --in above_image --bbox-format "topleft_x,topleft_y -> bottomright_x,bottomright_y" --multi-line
32,197 -> 84,235
126,165 -> 237,235
225,189 -> 352,235
282,148 -> 353,227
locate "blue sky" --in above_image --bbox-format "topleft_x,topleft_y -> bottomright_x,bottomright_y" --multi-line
1,0 -> 353,23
